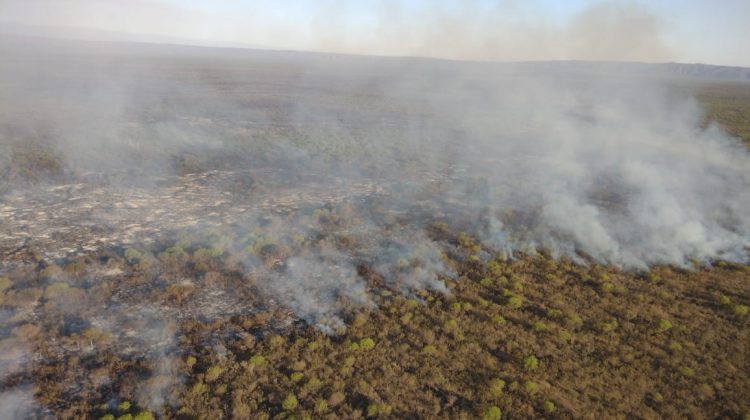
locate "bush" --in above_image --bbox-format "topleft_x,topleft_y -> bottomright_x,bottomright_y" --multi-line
558,330 -> 573,341
488,378 -> 506,397
249,355 -> 267,366
506,295 -> 523,309
680,366 -> 695,377
282,394 -> 299,411
657,319 -> 673,332
482,406 -> 502,420
359,338 -> 376,350
524,381 -> 539,394
205,366 -> 224,382
367,403 -> 393,417
600,282 -> 615,292
422,345 -> 438,356
124,248 -> 143,263
544,400 -> 556,413
600,319 -> 618,333
567,313 -> 583,327
133,413 -> 154,420
193,247 -> 224,259
523,355 -> 539,371
158,245 -> 187,261
734,305 -> 749,315
315,399 -> 328,413
118,401 -> 131,412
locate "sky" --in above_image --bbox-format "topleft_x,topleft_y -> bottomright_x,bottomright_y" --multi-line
1,0 -> 749,66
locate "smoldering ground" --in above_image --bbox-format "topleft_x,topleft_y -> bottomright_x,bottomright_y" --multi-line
0,33 -> 749,416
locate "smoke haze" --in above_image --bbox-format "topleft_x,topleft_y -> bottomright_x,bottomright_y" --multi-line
2,0 -> 750,66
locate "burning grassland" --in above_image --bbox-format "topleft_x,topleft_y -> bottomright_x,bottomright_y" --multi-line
0,37 -> 749,418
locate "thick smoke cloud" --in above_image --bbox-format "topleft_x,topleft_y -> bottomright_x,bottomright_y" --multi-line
1,36 -> 748,267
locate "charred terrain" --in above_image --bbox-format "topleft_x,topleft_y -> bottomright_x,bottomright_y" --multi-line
0,36 -> 749,419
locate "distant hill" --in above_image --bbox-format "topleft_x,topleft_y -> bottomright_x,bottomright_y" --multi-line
1,25 -> 749,84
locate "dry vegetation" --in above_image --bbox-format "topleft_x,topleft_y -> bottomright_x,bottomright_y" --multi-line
697,83 -> 750,145
1,204 -> 749,419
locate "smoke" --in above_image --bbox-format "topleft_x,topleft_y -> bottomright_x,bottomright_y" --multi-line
0,28 -> 749,417
0,0 -> 676,63
0,389 -> 38,420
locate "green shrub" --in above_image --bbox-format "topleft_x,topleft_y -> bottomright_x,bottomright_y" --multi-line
558,330 -> 573,341
124,248 -> 143,263
118,401 -> 131,412
734,305 -> 749,315
193,247 -> 224,259
159,245 -> 186,260
600,282 -> 615,292
371,403 -> 393,416
282,394 -> 299,411
546,309 -> 564,320
680,366 -> 695,377
117,415 -> 133,420
482,405 -> 502,420
506,295 -> 523,309
492,315 -> 506,324
567,313 -> 583,327
290,372 -> 304,382
523,355 -> 539,371
100,415 -> 115,420
524,381 -> 539,394
205,365 -> 224,382
249,355 -> 267,366
544,400 -> 556,413
269,335 -> 286,347
133,413 -> 154,420
422,345 -> 438,356
600,320 -> 618,333
315,399 -> 328,413
533,322 -> 547,332
657,319 -> 673,332
488,378 -> 506,397
719,295 -> 731,305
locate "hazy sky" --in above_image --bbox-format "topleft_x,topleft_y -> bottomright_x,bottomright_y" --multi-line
1,0 -> 749,66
